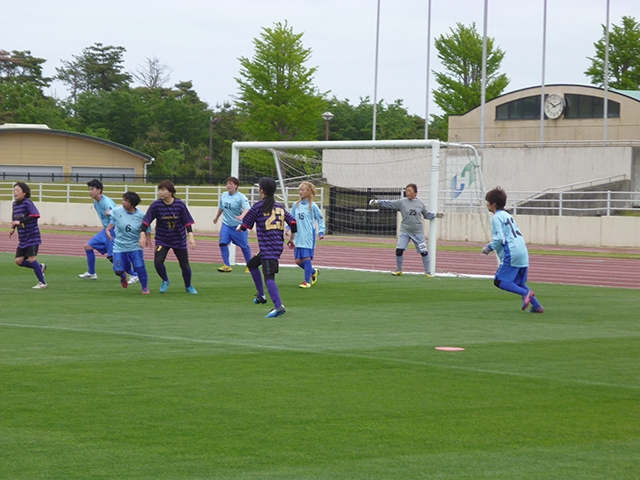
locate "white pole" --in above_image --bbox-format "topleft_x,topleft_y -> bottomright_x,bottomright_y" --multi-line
428,140 -> 440,275
480,0 -> 488,146
424,0 -> 432,139
540,0 -> 547,144
603,0 -> 610,144
372,0 -> 381,140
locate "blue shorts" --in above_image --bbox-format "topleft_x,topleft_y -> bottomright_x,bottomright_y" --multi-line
113,250 -> 145,274
219,223 -> 249,249
88,229 -> 114,257
294,247 -> 314,260
495,264 -> 528,285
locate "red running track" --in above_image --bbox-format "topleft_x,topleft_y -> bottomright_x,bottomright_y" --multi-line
1,226 -> 639,289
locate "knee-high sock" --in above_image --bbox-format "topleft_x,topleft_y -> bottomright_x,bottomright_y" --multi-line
421,254 -> 430,274
241,246 -> 252,264
21,259 -> 45,283
220,245 -> 230,265
250,268 -> 264,297
396,255 -> 403,272
85,249 -> 96,274
303,259 -> 313,283
266,277 -> 282,308
530,296 -> 542,309
181,265 -> 192,288
136,265 -> 149,289
499,281 -> 528,296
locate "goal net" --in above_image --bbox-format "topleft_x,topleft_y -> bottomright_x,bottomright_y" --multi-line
231,139 -> 489,275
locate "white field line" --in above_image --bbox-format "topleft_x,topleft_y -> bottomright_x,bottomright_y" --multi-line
1,322 -> 638,391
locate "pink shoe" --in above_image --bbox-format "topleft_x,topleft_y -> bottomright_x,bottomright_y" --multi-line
522,290 -> 535,310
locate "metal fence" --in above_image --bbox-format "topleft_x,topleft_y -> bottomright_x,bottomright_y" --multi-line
0,182 -> 325,209
1,181 -> 638,216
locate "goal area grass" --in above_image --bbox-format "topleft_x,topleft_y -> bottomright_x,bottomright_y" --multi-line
1,253 -> 639,479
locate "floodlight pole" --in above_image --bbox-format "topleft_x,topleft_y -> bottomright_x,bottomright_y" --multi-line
321,111 -> 334,141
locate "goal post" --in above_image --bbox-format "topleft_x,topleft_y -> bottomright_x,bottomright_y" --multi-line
230,139 -> 484,275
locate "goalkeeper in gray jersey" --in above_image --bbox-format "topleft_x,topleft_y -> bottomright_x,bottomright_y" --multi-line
370,183 -> 439,277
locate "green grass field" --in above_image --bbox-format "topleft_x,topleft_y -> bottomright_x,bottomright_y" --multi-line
1,253 -> 638,479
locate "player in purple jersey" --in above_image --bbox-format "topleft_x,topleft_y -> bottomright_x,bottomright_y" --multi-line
139,180 -> 198,294
239,177 -> 297,318
9,182 -> 47,289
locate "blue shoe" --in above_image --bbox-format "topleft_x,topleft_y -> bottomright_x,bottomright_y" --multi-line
253,294 -> 267,304
185,286 -> 198,294
265,305 -> 286,318
522,290 -> 535,310
160,280 -> 170,293
529,306 -> 544,313
120,274 -> 128,289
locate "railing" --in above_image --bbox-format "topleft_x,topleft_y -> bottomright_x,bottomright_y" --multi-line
509,190 -> 640,217
0,182 -> 325,209
2,181 -> 638,216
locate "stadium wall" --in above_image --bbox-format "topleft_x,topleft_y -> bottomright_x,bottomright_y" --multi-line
1,201 -> 639,248
322,145 -> 638,193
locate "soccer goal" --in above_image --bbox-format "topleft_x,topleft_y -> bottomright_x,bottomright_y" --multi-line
230,139 -> 488,275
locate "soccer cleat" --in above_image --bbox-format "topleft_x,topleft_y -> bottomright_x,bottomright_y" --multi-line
253,294 -> 267,304
425,273 -> 434,278
128,275 -> 139,285
40,263 -> 47,275
529,306 -> 544,313
32,282 -> 47,289
265,305 -> 286,318
522,290 -> 535,310
185,286 -> 198,294
391,270 -> 403,276
245,267 -> 250,273
141,287 -> 150,295
159,280 -> 170,293
218,265 -> 233,273
311,268 -> 319,285
299,281 -> 311,288
120,274 -> 128,289
79,272 -> 98,280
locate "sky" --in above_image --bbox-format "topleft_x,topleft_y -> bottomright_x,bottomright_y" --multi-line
3,0 -> 638,118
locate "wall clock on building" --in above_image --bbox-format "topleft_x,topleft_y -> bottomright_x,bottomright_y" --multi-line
544,93 -> 565,119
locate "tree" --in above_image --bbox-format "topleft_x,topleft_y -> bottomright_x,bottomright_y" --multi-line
327,97 -> 424,141
433,22 -> 509,116
585,16 -> 640,90
133,56 -> 172,89
235,21 -> 327,141
56,43 -> 132,97
0,50 -> 51,88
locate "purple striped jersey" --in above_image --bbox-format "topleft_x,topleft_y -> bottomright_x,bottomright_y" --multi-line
241,200 -> 295,260
12,198 -> 42,248
142,198 -> 195,249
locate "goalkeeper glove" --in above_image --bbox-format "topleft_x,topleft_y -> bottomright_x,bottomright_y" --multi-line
369,199 -> 378,206
481,246 -> 491,255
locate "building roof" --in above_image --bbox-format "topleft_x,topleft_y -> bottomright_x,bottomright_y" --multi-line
0,124 -> 153,162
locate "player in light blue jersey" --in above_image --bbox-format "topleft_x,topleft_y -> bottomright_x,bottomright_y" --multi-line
213,177 -> 252,272
79,179 -> 137,283
482,187 -> 544,313
289,181 -> 325,288
107,191 -> 151,294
